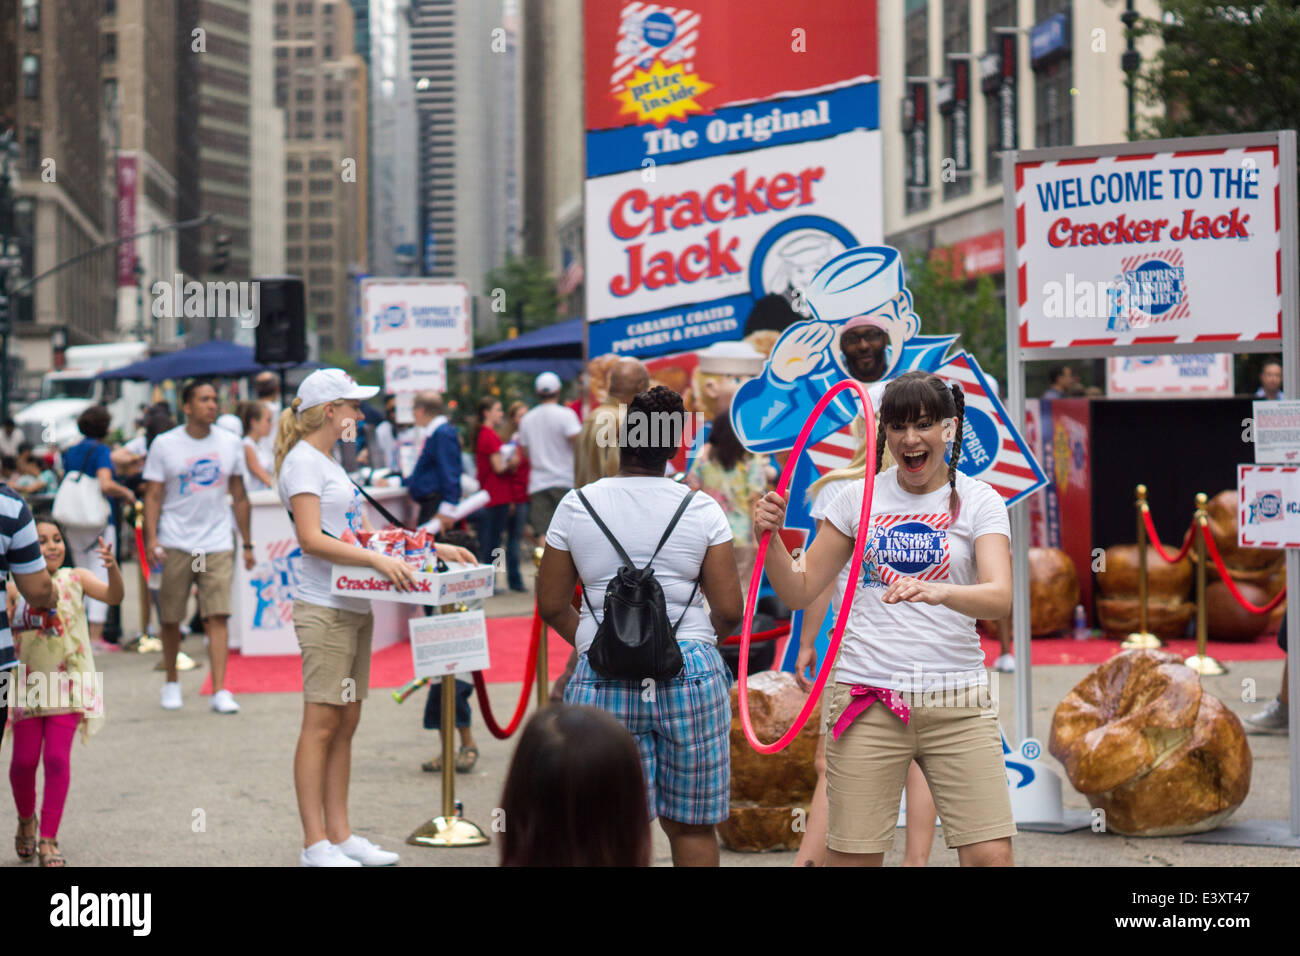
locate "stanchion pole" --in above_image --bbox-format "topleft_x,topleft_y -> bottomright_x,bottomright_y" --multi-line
1185,492 -> 1226,676
533,545 -> 548,709
1122,484 -> 1162,650
407,603 -> 489,848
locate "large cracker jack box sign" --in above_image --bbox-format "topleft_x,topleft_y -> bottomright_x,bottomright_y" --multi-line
583,0 -> 882,359
731,245 -> 1049,670
1016,143 -> 1282,348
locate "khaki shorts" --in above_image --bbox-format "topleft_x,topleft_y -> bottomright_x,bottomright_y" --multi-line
529,486 -> 568,537
823,682 -> 1017,853
293,600 -> 373,705
159,548 -> 234,624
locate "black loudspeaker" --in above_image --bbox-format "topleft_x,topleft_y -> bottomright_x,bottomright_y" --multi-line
254,276 -> 307,365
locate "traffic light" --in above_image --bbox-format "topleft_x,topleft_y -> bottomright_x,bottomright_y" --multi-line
212,233 -> 232,274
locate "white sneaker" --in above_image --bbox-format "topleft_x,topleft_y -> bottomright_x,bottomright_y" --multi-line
993,653 -> 1016,673
161,681 -> 183,710
1244,697 -> 1289,735
333,834 -> 399,866
210,689 -> 241,715
301,839 -> 362,867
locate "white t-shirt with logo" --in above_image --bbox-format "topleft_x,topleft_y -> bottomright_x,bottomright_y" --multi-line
142,425 -> 247,554
823,469 -> 1010,692
278,440 -> 368,613
545,477 -> 732,655
242,436 -> 274,492
518,402 -> 581,493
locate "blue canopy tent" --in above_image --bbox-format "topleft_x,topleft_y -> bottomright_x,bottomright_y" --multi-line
464,318 -> 583,379
96,340 -> 320,383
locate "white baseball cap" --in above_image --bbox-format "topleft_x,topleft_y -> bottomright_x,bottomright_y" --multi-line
534,372 -> 562,395
215,413 -> 244,437
296,368 -> 379,412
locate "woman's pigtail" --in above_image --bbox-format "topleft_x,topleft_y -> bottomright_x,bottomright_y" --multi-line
874,411 -> 887,475
947,384 -> 965,519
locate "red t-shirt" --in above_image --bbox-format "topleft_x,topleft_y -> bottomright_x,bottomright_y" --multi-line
476,427 -> 515,506
508,439 -> 530,504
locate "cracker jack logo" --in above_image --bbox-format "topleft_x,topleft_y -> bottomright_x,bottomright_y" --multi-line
1248,490 -> 1283,524
178,456 -> 221,495
610,5 -> 710,127
375,303 -> 407,333
861,514 -> 952,588
1107,249 -> 1189,332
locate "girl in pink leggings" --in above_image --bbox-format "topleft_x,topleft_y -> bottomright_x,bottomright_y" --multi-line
6,515 -> 120,867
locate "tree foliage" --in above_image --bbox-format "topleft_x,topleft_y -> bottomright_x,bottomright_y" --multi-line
482,254 -> 561,345
904,249 -> 1006,389
1137,1 -> 1300,139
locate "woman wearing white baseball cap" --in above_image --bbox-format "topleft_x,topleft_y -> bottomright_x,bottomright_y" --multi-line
275,368 -> 474,866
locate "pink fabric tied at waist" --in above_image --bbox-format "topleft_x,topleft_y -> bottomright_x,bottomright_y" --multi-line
831,685 -> 910,740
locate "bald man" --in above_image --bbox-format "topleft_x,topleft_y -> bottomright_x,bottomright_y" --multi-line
574,357 -> 649,488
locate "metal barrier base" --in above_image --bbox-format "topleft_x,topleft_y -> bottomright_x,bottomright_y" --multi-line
1183,820 -> 1300,848
406,814 -> 490,848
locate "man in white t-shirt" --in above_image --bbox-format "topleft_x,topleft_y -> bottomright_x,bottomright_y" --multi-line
517,372 -> 581,538
143,381 -> 255,715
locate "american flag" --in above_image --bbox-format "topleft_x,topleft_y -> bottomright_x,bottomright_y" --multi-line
558,250 -> 584,297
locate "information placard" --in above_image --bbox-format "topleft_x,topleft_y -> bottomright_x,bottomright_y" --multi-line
1107,354 -> 1233,397
1238,464 -> 1300,548
409,609 -> 490,677
1252,400 -> 1300,464
384,353 -> 447,394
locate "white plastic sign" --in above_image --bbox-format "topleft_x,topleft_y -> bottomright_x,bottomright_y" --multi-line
1252,400 -> 1300,464
409,609 -> 491,677
384,353 -> 447,394
1107,354 -> 1233,397
1238,464 -> 1300,549
361,279 -> 471,359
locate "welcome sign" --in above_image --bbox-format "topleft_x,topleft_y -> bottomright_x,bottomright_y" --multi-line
1016,142 -> 1283,349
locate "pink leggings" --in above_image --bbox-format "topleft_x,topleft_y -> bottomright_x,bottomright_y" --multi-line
9,714 -> 80,840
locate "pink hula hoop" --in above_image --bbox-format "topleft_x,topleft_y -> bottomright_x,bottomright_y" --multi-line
737,378 -> 877,754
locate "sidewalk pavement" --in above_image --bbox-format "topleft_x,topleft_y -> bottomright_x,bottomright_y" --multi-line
3,558 -> 1294,867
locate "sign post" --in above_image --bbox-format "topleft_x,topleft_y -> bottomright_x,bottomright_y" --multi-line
1005,130 -> 1300,845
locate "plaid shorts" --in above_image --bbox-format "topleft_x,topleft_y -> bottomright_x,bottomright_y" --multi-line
564,640 -> 732,825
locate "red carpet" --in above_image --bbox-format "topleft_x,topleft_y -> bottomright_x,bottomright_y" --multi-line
200,615 -> 574,696
200,617 -> 1285,696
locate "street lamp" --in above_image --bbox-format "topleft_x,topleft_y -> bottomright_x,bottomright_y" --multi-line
1121,0 -> 1141,140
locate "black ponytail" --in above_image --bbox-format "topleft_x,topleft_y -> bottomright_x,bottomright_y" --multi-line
947,384 -> 965,519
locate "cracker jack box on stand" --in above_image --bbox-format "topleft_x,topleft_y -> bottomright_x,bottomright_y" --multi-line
329,527 -> 496,606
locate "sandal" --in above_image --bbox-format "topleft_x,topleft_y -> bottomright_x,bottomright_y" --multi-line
38,838 -> 65,868
15,815 -> 37,862
421,754 -> 442,773
455,745 -> 479,773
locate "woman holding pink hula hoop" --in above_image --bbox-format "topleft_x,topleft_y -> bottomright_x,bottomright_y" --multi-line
753,371 -> 1015,867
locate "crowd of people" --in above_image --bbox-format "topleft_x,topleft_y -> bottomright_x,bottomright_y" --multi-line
0,345 -> 1291,868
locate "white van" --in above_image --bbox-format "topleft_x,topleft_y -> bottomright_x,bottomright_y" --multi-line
14,343 -> 152,450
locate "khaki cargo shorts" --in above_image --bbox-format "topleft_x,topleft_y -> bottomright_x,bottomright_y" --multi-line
292,600 -> 374,705
823,682 -> 1017,853
159,547 -> 234,624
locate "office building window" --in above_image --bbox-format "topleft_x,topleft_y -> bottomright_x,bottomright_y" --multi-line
22,55 -> 39,99
1034,62 -> 1072,147
23,129 -> 40,172
985,0 -> 1016,185
22,0 -> 39,29
942,0 -> 972,202
904,0 -> 929,214
104,32 -> 117,62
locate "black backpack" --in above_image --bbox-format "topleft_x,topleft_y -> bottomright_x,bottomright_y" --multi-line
577,489 -> 700,682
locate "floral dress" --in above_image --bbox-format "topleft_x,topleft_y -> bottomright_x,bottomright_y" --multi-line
10,568 -> 103,743
688,452 -> 771,596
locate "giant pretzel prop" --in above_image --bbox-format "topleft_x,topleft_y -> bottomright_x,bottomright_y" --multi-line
737,378 -> 878,754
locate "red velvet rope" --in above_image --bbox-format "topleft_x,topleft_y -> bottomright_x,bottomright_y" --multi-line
1142,508 -> 1195,564
472,606 -> 541,740
718,622 -> 791,646
134,524 -> 150,582
1199,523 -> 1288,614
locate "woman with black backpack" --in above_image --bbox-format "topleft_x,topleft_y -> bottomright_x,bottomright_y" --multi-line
537,386 -> 743,867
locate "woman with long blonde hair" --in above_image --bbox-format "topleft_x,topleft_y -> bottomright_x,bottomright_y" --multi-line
275,370 -> 474,866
